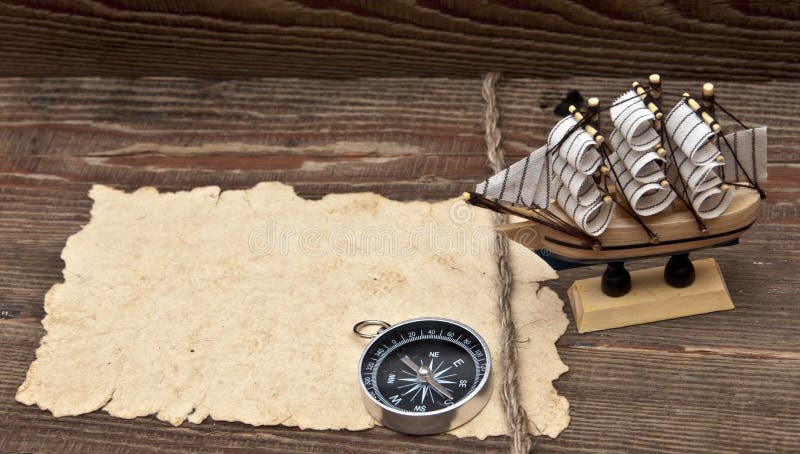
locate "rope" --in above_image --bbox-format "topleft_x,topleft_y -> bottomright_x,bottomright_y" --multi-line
481,72 -> 535,454
466,193 -> 593,244
712,99 -> 750,130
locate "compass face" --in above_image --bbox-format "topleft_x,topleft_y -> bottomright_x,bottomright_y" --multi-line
359,319 -> 490,414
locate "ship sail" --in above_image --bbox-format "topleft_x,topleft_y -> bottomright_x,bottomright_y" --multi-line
664,98 -> 733,219
475,145 -> 550,208
609,89 -> 661,152
545,116 -> 613,236
475,114 -> 613,236
719,127 -> 768,183
665,99 -> 721,165
608,129 -> 677,216
607,89 -> 677,217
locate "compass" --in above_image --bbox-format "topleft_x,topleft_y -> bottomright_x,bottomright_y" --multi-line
354,318 -> 492,435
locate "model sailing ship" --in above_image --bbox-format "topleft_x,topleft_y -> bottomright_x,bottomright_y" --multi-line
465,75 -> 767,297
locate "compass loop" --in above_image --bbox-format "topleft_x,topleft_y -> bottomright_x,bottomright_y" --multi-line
353,320 -> 391,339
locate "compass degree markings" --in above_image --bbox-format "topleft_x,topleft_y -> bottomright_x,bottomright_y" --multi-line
368,332 -> 484,410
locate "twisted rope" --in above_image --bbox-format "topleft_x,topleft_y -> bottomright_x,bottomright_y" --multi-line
481,72 -> 535,454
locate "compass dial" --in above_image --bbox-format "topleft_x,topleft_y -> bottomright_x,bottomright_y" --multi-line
359,319 -> 490,415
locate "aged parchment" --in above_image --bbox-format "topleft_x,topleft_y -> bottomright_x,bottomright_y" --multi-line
17,183 -> 570,438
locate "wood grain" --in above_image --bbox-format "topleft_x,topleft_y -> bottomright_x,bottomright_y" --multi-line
0,1 -> 798,80
0,77 -> 798,452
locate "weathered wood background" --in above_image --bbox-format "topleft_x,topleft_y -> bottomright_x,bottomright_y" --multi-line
1,76 -> 798,453
0,1 -> 798,80
0,1 -> 798,453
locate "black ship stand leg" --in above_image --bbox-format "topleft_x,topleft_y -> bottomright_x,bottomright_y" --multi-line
664,253 -> 696,288
601,261 -> 631,297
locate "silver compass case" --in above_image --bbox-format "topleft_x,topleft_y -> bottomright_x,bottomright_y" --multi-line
357,317 -> 492,435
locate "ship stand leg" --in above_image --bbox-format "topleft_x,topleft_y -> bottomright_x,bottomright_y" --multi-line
601,261 -> 631,297
664,253 -> 696,288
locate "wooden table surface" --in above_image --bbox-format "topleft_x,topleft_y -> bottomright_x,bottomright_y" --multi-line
0,76 -> 798,453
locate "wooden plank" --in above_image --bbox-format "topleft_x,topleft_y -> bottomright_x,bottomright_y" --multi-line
0,77 -> 798,452
0,78 -> 798,193
534,347 -> 800,453
0,1 -> 798,79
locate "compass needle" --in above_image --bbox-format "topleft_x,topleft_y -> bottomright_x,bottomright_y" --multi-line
428,376 -> 454,400
400,355 -> 420,373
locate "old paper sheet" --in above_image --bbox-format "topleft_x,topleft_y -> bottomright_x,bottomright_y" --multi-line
17,183 -> 570,438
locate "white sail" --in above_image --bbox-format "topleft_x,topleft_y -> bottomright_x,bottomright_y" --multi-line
664,99 -> 735,219
551,155 -> 602,206
545,115 -> 611,235
719,127 -> 768,183
609,155 -> 676,217
668,165 -> 734,220
547,116 -> 602,174
475,145 -> 550,208
609,129 -> 666,184
674,153 -> 722,193
546,115 -> 602,206
664,99 -> 720,165
606,127 -> 675,217
477,115 -> 611,236
553,183 -> 613,237
609,89 -> 660,152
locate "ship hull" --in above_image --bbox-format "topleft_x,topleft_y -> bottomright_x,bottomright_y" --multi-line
496,189 -> 760,264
